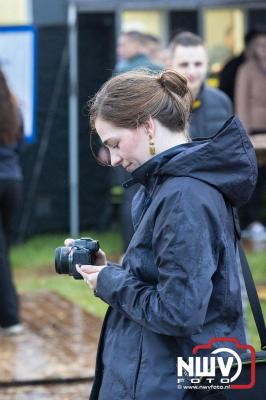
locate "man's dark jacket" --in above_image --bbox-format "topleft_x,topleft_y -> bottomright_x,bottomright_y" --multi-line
90,117 -> 257,400
190,85 -> 233,140
115,53 -> 162,74
219,52 -> 245,104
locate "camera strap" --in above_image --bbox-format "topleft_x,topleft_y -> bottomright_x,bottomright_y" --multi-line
237,242 -> 266,350
231,207 -> 266,350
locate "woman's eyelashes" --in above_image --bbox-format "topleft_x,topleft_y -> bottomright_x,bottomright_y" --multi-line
108,142 -> 119,150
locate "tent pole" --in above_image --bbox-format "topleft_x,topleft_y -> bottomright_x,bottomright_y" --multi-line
68,2 -> 79,238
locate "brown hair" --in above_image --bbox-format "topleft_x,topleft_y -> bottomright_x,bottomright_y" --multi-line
0,69 -> 21,145
169,31 -> 204,51
89,69 -> 192,134
120,30 -> 147,45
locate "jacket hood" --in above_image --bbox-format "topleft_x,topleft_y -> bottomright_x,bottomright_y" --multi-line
131,117 -> 257,207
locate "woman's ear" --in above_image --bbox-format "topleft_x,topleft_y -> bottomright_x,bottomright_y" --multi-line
144,117 -> 156,138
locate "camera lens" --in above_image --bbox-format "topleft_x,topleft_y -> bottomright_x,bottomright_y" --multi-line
55,247 -> 71,275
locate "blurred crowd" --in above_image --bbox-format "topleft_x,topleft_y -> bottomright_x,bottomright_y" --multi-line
0,70 -> 24,334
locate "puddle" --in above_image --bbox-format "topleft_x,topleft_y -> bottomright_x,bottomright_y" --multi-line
0,292 -> 102,399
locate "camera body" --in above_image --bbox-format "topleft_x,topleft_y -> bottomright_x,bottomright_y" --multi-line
55,237 -> 99,279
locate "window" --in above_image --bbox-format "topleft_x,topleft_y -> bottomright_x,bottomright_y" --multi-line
122,10 -> 167,43
204,8 -> 245,76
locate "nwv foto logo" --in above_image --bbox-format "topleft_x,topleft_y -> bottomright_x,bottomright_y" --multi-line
177,337 -> 256,390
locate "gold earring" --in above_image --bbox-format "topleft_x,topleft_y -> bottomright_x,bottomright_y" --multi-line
149,134 -> 156,156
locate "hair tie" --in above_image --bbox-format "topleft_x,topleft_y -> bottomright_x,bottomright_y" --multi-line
158,73 -> 166,89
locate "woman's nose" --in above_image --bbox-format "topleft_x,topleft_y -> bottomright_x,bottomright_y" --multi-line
110,153 -> 122,167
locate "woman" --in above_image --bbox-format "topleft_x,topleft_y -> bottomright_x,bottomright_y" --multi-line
235,27 -> 266,237
0,69 -> 23,334
71,70 -> 257,399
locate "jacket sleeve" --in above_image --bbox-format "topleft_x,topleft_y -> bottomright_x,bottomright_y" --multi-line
96,185 -> 221,336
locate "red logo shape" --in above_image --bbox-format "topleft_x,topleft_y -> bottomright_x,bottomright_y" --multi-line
192,337 -> 256,389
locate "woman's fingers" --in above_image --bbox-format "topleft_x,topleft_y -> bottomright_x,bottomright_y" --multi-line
64,238 -> 74,246
78,264 -> 102,273
97,249 -> 106,257
75,264 -> 106,290
94,249 -> 107,265
83,272 -> 99,289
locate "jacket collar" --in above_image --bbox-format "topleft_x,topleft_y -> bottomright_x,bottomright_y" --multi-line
123,144 -> 189,189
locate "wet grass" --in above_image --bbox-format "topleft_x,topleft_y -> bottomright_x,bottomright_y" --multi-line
11,231 -> 122,319
247,303 -> 266,350
244,250 -> 266,282
10,234 -> 266,350
11,231 -> 122,270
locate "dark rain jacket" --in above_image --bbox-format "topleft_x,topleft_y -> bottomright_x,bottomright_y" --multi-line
90,116 -> 257,400
0,142 -> 23,180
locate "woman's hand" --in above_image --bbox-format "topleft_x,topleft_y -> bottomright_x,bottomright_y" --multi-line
64,238 -> 107,290
64,237 -> 107,265
76,264 -> 107,290
93,248 -> 107,266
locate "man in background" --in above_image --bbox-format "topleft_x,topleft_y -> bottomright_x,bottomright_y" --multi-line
219,29 -> 260,106
168,31 -> 233,139
115,31 -> 162,74
234,26 -> 266,238
168,32 -> 249,333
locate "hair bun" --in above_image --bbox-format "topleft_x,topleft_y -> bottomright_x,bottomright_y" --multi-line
158,70 -> 189,98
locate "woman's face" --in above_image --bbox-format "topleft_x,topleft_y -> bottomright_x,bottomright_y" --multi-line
95,118 -> 151,172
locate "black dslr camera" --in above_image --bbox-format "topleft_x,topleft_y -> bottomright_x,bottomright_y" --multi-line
55,237 -> 99,279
